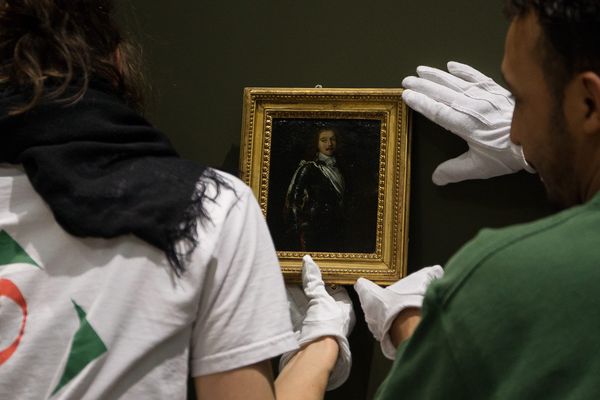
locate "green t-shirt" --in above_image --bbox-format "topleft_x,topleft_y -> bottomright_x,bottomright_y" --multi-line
376,193 -> 600,399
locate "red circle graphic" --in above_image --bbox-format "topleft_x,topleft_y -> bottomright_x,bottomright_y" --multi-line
0,279 -> 27,366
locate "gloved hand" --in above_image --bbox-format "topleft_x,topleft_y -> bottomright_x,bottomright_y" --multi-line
280,255 -> 355,391
354,265 -> 444,360
402,61 -> 535,185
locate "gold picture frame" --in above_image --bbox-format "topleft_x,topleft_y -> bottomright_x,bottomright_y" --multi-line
240,88 -> 411,285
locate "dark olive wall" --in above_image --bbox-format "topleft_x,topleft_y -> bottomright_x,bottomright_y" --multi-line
122,1 -> 553,398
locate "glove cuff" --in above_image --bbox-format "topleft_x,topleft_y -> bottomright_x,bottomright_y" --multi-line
510,142 -> 536,173
380,333 -> 399,360
297,321 -> 345,347
326,336 -> 352,391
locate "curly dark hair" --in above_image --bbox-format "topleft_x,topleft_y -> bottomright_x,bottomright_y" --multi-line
504,0 -> 600,99
0,0 -> 144,114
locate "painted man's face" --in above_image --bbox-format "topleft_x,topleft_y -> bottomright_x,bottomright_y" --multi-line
318,130 -> 336,156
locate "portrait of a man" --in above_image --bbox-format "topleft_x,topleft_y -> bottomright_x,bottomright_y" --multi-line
284,127 -> 346,251
266,118 -> 381,254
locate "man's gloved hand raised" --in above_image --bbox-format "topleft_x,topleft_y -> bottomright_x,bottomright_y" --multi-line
281,255 -> 355,391
402,61 -> 535,185
354,266 -> 444,360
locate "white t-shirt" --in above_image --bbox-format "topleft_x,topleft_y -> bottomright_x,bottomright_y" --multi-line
0,165 -> 297,399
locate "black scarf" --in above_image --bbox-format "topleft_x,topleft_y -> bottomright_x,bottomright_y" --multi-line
0,83 -> 221,274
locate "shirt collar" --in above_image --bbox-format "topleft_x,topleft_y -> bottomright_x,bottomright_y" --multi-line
317,152 -> 336,166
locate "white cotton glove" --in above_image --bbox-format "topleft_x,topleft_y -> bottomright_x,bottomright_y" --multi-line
354,265 -> 444,360
280,255 -> 355,391
402,61 -> 535,185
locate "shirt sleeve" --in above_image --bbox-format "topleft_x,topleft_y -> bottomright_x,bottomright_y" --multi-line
374,292 -> 468,399
190,184 -> 298,376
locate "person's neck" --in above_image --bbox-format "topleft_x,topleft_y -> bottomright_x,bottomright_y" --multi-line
581,164 -> 600,203
576,139 -> 600,203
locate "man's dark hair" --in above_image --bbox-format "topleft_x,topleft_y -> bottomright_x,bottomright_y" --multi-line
0,0 -> 144,114
505,0 -> 600,98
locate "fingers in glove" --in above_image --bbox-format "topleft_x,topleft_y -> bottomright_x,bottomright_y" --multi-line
387,265 -> 444,294
404,76 -> 506,128
433,147 -> 519,185
416,65 -> 513,112
354,278 -> 387,340
402,89 -> 476,141
302,255 -> 327,298
415,65 -> 473,93
402,76 -> 460,106
354,277 -> 385,301
448,61 -> 513,99
414,265 -> 444,285
447,61 -> 491,83
433,150 -> 484,186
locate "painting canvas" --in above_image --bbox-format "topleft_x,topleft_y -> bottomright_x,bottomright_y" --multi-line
268,118 -> 380,254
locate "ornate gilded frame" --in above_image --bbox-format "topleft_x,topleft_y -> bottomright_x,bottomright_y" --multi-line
240,88 -> 411,285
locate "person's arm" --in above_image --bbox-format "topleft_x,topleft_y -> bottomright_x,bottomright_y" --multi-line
279,255 -> 354,390
372,298 -> 468,400
389,308 -> 422,347
275,337 -> 339,399
194,361 -> 275,400
195,254 -> 353,400
195,337 -> 337,400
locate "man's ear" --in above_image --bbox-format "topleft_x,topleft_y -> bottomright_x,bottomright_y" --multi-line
580,72 -> 600,136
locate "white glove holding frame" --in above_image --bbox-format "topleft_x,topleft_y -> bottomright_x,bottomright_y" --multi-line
402,61 -> 535,186
280,255 -> 355,391
354,265 -> 444,360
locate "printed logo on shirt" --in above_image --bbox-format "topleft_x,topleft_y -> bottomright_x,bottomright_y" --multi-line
51,301 -> 107,396
0,230 -> 38,366
0,278 -> 27,366
0,230 -> 40,269
0,230 -> 108,397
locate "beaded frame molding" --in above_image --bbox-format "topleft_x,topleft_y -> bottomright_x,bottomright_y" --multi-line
240,87 -> 411,285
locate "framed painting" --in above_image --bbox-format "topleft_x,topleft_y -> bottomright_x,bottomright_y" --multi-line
240,88 -> 411,285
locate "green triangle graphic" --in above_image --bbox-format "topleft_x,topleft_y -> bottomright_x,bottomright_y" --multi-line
51,301 -> 107,396
0,230 -> 39,268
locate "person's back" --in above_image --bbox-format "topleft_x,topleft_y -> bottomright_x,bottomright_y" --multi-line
0,164 -> 297,399
375,193 -> 600,398
0,2 -> 305,398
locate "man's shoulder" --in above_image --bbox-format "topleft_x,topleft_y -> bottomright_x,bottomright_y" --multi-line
292,160 -> 321,179
432,199 -> 600,304
297,160 -> 319,169
418,197 -> 600,399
